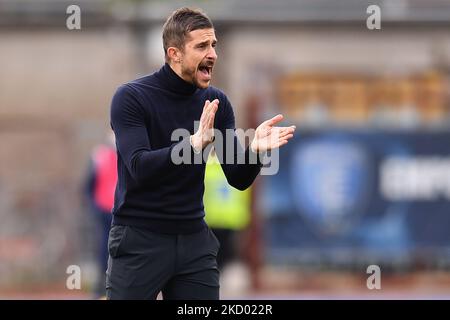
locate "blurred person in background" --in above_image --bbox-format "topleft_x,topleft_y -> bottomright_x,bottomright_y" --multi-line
204,149 -> 252,295
106,7 -> 295,300
85,131 -> 117,297
204,149 -> 251,270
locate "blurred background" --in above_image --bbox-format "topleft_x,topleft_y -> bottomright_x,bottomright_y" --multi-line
1,0 -> 450,299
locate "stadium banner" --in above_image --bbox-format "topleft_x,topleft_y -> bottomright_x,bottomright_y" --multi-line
262,129 -> 450,267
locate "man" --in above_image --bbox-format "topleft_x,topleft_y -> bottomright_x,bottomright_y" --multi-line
84,131 -> 117,297
107,7 -> 295,300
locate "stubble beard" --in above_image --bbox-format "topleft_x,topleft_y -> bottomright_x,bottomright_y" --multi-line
181,63 -> 209,89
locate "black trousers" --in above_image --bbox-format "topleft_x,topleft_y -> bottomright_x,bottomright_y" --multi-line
106,224 -> 221,300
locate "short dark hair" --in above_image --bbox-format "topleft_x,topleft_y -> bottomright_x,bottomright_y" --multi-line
162,7 -> 214,63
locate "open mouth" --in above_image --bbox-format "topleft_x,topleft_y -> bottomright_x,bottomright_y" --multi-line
198,64 -> 213,80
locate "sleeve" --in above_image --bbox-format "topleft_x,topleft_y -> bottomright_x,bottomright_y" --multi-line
214,95 -> 262,191
110,85 -> 192,184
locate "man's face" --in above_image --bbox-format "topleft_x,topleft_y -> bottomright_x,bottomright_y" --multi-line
179,28 -> 217,89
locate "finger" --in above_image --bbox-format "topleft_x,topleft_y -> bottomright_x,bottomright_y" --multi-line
209,112 -> 215,129
275,126 -> 296,135
207,105 -> 218,128
204,99 -> 214,117
278,131 -> 292,139
277,132 -> 292,143
211,99 -> 219,112
263,114 -> 284,127
207,100 -> 219,122
200,100 -> 210,123
274,139 -> 289,148
203,99 -> 218,123
207,99 -> 219,110
205,112 -> 216,142
278,131 -> 294,139
285,125 -> 296,132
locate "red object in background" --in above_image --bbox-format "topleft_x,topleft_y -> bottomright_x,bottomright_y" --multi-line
93,145 -> 117,213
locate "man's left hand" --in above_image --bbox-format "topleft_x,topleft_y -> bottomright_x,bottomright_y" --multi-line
250,114 -> 296,153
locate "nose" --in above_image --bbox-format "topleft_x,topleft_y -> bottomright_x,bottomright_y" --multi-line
206,46 -> 217,61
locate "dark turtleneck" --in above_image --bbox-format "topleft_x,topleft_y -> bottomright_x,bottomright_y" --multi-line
110,63 -> 262,234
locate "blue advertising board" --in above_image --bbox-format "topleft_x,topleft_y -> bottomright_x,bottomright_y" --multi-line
262,129 -> 450,267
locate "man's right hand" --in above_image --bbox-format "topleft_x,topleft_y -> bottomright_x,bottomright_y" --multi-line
190,99 -> 219,152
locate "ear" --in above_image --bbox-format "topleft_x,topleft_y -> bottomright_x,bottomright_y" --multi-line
167,46 -> 182,63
